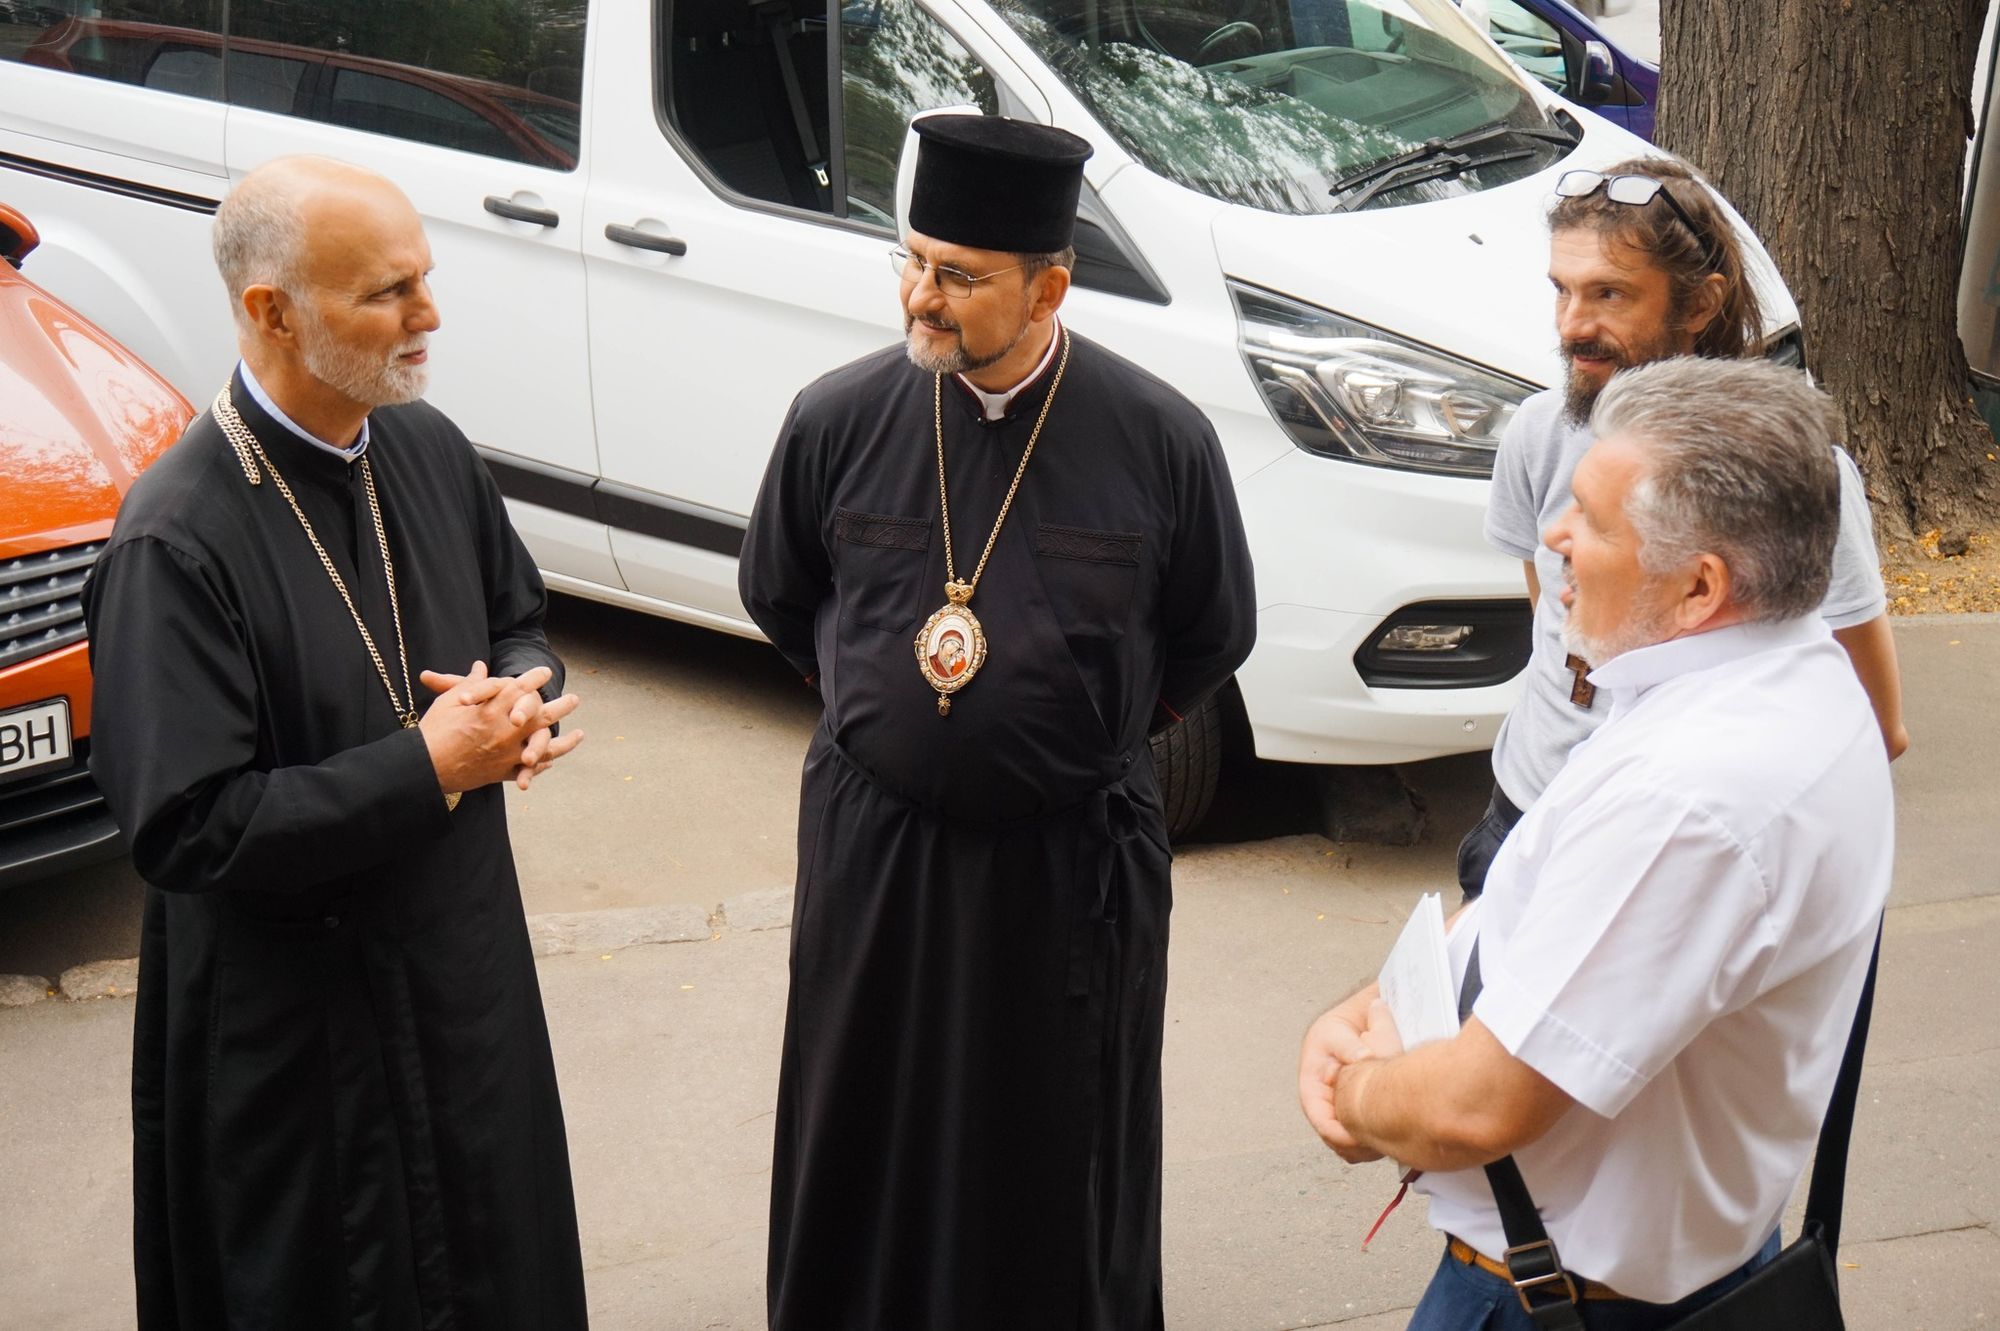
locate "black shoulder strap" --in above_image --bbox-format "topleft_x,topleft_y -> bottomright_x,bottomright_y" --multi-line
1458,919 -> 1882,1321
1459,937 -> 1588,1329
1803,919 -> 1884,1256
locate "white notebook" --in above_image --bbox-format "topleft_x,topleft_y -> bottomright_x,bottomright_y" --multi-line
1377,892 -> 1463,1051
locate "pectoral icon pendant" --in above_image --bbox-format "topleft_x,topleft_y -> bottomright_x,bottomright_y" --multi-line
915,580 -> 987,718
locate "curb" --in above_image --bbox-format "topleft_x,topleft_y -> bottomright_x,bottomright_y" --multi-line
1890,611 -> 2000,626
0,887 -> 796,1010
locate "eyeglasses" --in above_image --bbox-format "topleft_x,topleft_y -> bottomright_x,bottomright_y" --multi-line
889,246 -> 1026,300
1554,170 -> 1721,270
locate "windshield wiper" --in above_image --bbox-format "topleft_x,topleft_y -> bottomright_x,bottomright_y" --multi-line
1328,121 -> 1577,201
1330,146 -> 1538,213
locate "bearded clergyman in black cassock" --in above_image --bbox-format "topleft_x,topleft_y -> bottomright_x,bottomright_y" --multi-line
82,156 -> 591,1330
741,115 -> 1257,1330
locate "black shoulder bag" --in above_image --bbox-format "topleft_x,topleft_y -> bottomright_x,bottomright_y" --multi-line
1457,924 -> 1880,1329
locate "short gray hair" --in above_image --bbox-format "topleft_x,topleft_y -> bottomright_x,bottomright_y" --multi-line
1591,357 -> 1844,623
211,175 -> 307,329
1018,245 -> 1076,279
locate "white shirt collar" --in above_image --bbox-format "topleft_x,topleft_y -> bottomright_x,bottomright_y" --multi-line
237,359 -> 370,461
954,316 -> 1063,423
1586,615 -> 1830,698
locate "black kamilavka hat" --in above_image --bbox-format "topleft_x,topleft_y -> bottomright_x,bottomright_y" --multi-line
909,115 -> 1093,254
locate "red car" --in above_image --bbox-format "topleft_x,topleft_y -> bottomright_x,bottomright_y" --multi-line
0,202 -> 193,887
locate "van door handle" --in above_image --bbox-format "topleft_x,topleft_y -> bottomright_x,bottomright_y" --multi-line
483,195 -> 560,227
605,222 -> 688,257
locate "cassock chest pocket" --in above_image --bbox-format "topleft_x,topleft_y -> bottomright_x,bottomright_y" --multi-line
834,508 -> 933,634
1033,523 -> 1142,640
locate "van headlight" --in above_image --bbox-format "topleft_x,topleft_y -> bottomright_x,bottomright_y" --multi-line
1230,281 -> 1536,479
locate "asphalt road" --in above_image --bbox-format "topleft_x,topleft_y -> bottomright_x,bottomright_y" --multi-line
2,611 -> 1994,1329
0,593 -> 1490,981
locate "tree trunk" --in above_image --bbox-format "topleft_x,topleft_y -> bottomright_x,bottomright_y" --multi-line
1657,0 -> 1995,541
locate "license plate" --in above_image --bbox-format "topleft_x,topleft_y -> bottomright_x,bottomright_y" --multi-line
0,698 -> 73,784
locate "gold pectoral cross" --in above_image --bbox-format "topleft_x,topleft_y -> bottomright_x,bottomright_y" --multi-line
1565,653 -> 1596,711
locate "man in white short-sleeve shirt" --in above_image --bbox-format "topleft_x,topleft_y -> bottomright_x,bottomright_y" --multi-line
1298,357 -> 1893,1325
1458,157 -> 1907,902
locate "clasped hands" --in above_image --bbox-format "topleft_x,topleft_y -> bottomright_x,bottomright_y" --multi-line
1297,982 -> 1405,1166
417,661 -> 584,796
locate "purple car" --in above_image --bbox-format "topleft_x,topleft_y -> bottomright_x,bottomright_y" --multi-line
1470,0 -> 1660,141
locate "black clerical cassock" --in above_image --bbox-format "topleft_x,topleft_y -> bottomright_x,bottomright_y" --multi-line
83,371 -> 587,1331
742,318 -> 1257,1326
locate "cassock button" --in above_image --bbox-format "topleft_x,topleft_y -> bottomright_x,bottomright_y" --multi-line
323,916 -> 340,930
1121,754 -> 1133,768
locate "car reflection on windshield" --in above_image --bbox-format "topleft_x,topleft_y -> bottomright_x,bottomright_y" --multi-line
994,0 -> 1567,214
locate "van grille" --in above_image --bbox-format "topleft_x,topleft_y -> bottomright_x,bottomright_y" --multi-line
0,541 -> 103,670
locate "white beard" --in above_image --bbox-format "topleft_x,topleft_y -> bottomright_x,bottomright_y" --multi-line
297,306 -> 428,408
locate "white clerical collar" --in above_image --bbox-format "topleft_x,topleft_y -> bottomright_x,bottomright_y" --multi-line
954,316 -> 1063,423
1587,614 -> 1829,698
238,359 -> 370,461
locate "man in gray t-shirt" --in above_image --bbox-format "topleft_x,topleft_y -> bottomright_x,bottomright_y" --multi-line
1460,157 -> 1908,898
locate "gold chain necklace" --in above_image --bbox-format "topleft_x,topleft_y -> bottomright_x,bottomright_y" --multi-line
915,330 -> 1071,717
211,387 -> 459,810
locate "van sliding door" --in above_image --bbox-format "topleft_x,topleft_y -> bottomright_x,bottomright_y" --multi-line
578,0 -> 1045,631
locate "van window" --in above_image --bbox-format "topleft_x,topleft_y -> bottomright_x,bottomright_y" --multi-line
227,49 -> 313,116
1483,0 -> 1567,93
995,0 -> 1565,214
842,1 -> 999,227
663,0 -> 997,226
5,3 -> 225,100
227,0 -> 587,169
325,68 -> 526,163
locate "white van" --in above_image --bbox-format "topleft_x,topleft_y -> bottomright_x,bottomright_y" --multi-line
0,0 -> 1796,829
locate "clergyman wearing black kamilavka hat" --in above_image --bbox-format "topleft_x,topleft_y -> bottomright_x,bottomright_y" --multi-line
742,114 -> 1256,1330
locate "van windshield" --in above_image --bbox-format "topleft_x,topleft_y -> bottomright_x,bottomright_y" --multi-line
994,0 -> 1566,214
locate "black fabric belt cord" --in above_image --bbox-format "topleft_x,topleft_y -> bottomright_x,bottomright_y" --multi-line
823,733 -> 1137,833
1454,919 -> 1882,1324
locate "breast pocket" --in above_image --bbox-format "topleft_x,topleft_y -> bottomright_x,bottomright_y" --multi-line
834,508 -> 933,634
1033,523 -> 1143,642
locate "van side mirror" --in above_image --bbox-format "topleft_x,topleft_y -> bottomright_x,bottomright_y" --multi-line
0,203 -> 40,268
1575,40 -> 1617,105
895,104 -> 985,240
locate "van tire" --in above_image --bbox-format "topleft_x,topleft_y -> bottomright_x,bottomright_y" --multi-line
1149,691 -> 1224,840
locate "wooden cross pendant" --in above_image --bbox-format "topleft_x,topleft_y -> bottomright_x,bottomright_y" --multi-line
1565,653 -> 1596,710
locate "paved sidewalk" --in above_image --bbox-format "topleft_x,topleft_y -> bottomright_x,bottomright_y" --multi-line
2,619 -> 1995,1329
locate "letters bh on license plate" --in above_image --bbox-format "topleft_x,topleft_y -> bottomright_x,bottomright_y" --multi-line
0,698 -> 73,783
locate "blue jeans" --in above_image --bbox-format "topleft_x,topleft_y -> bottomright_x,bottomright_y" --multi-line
1408,1232 -> 1783,1330
1455,785 -> 1523,903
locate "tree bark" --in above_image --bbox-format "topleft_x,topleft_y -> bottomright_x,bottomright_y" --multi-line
1657,0 -> 1996,541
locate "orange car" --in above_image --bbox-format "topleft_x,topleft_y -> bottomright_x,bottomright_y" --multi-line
0,202 -> 193,888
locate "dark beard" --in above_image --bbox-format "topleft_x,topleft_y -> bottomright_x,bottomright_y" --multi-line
1560,328 -> 1684,425
1562,357 -> 1611,425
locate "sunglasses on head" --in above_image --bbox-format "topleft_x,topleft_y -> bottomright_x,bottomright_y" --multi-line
1555,169 -> 1722,270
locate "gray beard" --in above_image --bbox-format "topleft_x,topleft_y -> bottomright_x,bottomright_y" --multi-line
903,312 -> 1031,377
1559,586 -> 1675,667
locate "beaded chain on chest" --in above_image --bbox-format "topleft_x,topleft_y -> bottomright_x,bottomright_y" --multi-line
211,388 -> 459,810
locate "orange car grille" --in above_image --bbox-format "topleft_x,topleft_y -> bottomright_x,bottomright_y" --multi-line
1,541 -> 102,671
